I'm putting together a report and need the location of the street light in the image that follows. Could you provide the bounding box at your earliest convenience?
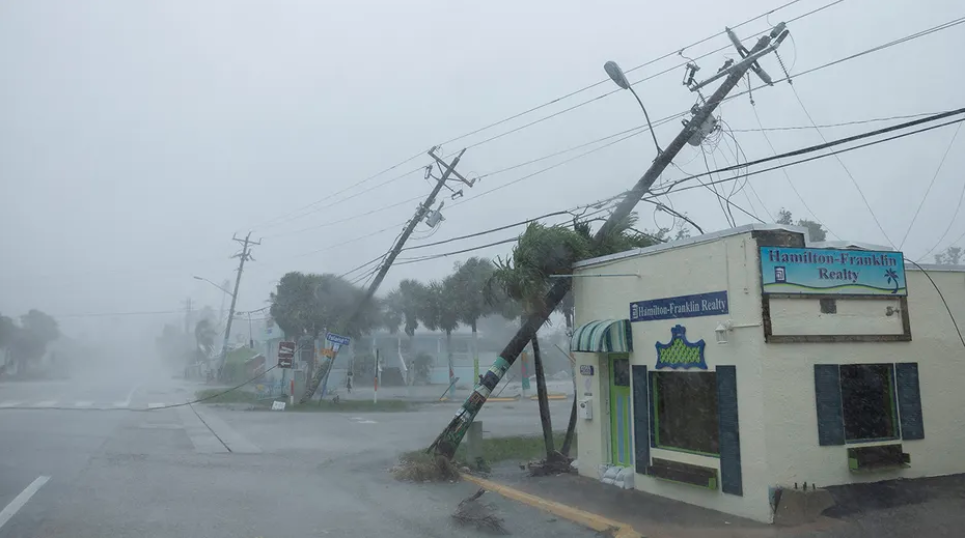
[604,60,663,155]
[193,275,234,297]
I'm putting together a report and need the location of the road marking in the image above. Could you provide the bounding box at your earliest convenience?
[122,385,140,408]
[462,474,640,538]
[74,401,93,408]
[147,402,166,409]
[350,417,378,424]
[34,401,57,408]
[0,475,50,531]
[191,406,261,453]
[0,401,23,408]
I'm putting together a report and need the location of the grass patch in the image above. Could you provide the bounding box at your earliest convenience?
[393,450,461,482]
[195,388,263,405]
[454,432,576,465]
[193,390,417,412]
[290,399,416,412]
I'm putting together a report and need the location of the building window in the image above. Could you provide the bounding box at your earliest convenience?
[840,364,898,442]
[651,372,719,456]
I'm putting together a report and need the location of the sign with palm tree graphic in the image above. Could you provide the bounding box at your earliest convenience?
[760,247,907,296]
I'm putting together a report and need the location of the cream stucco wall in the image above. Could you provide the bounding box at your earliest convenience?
[573,229,773,523]
[761,266,965,490]
[572,225,965,524]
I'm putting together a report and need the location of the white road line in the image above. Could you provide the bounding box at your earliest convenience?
[112,401,128,408]
[34,401,57,408]
[0,475,49,531]
[0,401,23,408]
[74,401,93,408]
[147,402,165,409]
[122,385,140,408]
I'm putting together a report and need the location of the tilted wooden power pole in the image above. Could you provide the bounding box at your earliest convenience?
[432,23,790,457]
[301,147,474,403]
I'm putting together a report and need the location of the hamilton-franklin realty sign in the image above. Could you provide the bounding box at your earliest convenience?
[630,291,728,322]
[760,247,906,296]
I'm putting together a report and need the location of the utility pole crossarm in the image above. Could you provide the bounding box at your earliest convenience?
[431,24,788,458]
[300,147,472,403]
[216,231,258,379]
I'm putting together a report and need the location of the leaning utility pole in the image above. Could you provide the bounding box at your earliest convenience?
[183,297,193,335]
[431,23,790,458]
[216,232,260,379]
[301,146,474,403]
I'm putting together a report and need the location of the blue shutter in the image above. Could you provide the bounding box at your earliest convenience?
[814,365,845,446]
[896,363,924,440]
[716,366,742,496]
[631,365,650,474]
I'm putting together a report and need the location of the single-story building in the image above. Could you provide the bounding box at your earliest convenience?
[570,224,965,523]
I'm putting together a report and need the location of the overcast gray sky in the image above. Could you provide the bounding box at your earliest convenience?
[2,0,964,339]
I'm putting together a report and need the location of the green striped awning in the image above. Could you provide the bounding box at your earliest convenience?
[570,319,633,353]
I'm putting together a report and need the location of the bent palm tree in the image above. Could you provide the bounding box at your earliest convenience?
[488,223,591,461]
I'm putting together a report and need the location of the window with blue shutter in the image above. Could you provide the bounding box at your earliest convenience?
[896,363,924,440]
[631,365,650,474]
[716,366,742,496]
[814,365,845,446]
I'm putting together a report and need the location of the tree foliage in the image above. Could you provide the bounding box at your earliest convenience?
[450,257,496,332]
[934,246,962,266]
[269,271,380,339]
[776,208,827,242]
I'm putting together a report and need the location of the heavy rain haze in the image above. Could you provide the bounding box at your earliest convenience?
[2,0,963,344]
[3,1,965,536]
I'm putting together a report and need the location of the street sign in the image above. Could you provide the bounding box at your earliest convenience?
[278,341,295,368]
[325,332,351,346]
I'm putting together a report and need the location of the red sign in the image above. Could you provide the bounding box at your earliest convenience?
[278,341,295,368]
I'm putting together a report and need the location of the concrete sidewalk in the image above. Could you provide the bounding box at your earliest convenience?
[481,465,965,537]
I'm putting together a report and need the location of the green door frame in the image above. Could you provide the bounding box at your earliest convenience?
[608,353,632,467]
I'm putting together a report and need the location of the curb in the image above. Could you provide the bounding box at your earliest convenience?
[462,474,640,538]
[439,395,521,403]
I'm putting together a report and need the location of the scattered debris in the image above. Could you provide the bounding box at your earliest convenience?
[392,451,461,482]
[451,488,507,535]
[527,451,574,477]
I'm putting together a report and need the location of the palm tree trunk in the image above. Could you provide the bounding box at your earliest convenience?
[531,335,555,459]
[561,314,578,457]
[471,321,479,385]
[446,330,454,398]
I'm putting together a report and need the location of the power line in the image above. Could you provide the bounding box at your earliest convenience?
[651,116,965,200]
[726,15,965,105]
[262,16,965,242]
[789,84,895,247]
[917,151,965,262]
[448,1,844,155]
[245,2,821,234]
[55,309,185,318]
[654,107,965,193]
[434,0,813,149]
[249,8,960,238]
[750,103,836,239]
[249,151,427,231]
[899,121,964,250]
[262,191,428,239]
[730,111,941,132]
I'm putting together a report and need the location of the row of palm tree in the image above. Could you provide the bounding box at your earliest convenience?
[272,212,669,460]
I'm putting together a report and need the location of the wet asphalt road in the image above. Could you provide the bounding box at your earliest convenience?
[0,372,589,537]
